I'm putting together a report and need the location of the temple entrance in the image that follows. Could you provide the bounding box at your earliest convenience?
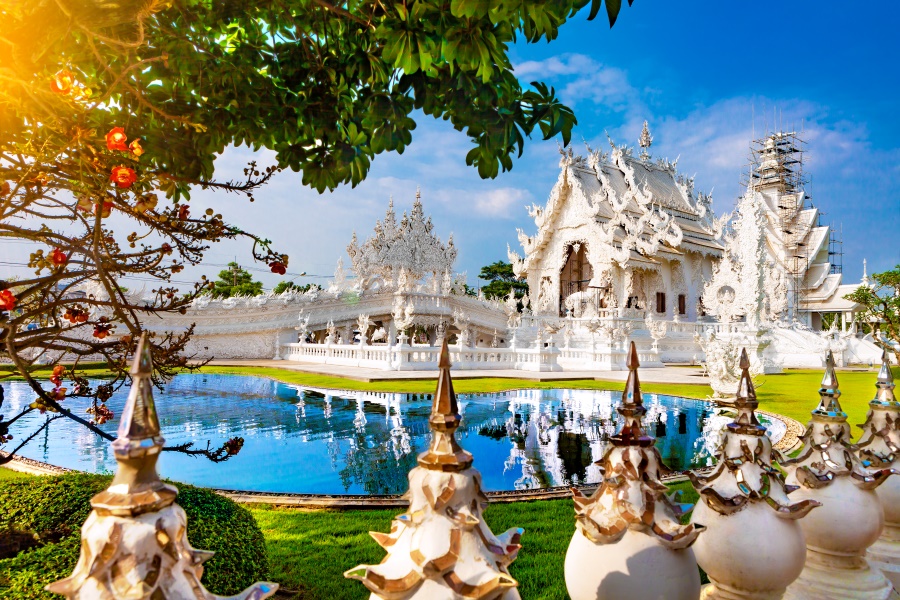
[559,243,593,316]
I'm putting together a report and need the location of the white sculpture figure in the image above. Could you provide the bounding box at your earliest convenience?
[296,312,310,342]
[564,342,703,600]
[782,351,894,600]
[855,350,900,586]
[47,333,277,600]
[325,319,337,344]
[392,299,415,342]
[356,314,371,344]
[689,349,820,599]
[371,327,388,344]
[697,329,763,399]
[328,257,348,294]
[345,340,523,599]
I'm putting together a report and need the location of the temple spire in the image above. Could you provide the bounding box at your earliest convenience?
[417,338,474,471]
[862,258,869,287]
[813,350,845,418]
[639,120,653,161]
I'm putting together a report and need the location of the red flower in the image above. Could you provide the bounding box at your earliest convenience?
[106,127,128,151]
[50,365,66,387]
[50,248,68,266]
[88,403,114,425]
[93,200,114,218]
[93,317,113,339]
[49,387,67,401]
[0,290,16,311]
[109,166,137,188]
[129,139,144,157]
[50,70,74,94]
[178,204,190,220]
[160,243,172,255]
[224,437,245,456]
[0,181,9,197]
[269,261,286,275]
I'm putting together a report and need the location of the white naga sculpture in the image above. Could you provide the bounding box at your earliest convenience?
[565,342,703,600]
[689,349,819,600]
[855,350,900,587]
[345,340,523,599]
[782,352,894,600]
[48,334,277,600]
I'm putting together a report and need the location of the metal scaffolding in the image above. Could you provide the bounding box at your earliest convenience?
[744,131,810,321]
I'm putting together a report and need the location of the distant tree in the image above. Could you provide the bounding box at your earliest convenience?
[273,281,322,295]
[208,263,264,298]
[479,261,529,301]
[845,265,900,364]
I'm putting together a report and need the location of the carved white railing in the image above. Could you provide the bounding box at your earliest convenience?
[282,342,562,372]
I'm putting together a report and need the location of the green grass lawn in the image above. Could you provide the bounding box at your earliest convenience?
[245,480,700,600]
[0,467,698,599]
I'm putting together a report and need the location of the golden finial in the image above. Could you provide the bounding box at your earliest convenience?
[91,332,177,516]
[611,342,653,447]
[729,348,766,435]
[417,338,474,471]
[813,350,845,418]
[873,349,898,406]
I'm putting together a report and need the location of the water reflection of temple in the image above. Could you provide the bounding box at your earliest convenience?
[12,374,784,494]
[291,385,720,492]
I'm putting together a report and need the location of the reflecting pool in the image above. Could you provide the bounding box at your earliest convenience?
[6,374,785,494]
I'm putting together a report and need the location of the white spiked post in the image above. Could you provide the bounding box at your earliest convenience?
[689,348,819,599]
[47,333,278,600]
[564,341,703,600]
[856,350,900,586]
[782,351,894,600]
[345,338,523,600]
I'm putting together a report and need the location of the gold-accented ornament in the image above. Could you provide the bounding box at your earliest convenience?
[47,333,278,600]
[564,341,703,600]
[782,351,894,600]
[344,338,523,600]
[689,348,819,599]
[856,350,900,587]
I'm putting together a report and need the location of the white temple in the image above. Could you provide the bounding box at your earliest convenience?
[147,125,884,380]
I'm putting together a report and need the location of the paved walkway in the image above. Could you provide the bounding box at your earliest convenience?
[207,359,711,385]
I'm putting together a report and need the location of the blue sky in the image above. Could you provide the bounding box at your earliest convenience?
[187,0,898,291]
[4,1,897,291]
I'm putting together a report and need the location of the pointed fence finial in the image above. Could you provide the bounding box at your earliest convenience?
[873,349,898,406]
[91,332,176,517]
[611,341,653,447]
[813,350,845,418]
[729,348,766,435]
[417,338,473,471]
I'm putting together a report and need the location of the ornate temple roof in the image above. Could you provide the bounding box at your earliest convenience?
[509,127,724,276]
[346,191,457,287]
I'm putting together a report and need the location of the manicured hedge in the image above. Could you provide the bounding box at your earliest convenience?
[0,473,270,599]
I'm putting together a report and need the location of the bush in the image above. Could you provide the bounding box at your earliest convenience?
[0,473,270,599]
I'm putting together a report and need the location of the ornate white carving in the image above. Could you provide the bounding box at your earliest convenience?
[347,195,456,290]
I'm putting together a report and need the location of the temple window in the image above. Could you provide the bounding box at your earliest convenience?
[678,294,687,315]
[655,292,666,314]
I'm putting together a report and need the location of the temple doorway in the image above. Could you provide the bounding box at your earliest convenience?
[559,243,593,316]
